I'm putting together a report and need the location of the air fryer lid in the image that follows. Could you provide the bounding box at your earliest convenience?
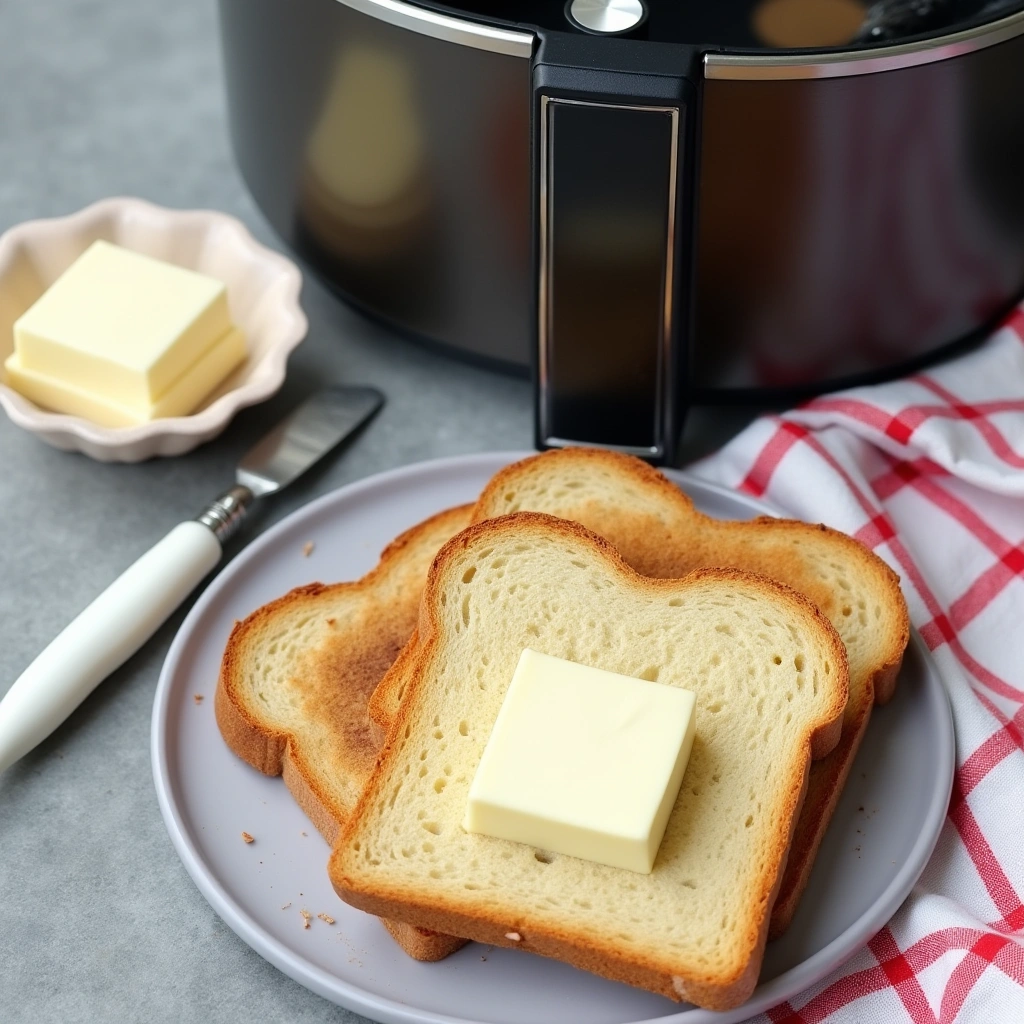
[428,0,1024,48]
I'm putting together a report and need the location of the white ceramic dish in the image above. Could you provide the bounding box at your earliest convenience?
[152,452,955,1024]
[0,197,307,461]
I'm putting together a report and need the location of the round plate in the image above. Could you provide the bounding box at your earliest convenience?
[152,451,954,1024]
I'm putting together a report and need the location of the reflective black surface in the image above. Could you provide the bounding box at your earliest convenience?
[693,32,1024,388]
[541,100,676,451]
[220,0,532,366]
[221,0,1024,400]
[857,0,1021,41]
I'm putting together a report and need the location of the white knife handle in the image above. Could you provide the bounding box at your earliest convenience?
[0,521,222,773]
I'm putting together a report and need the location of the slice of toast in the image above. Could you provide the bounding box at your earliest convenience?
[215,504,473,961]
[332,512,849,1010]
[367,447,909,937]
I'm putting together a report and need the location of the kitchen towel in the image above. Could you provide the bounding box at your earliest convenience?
[691,308,1024,1023]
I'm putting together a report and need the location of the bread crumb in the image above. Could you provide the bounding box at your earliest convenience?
[505,932,521,942]
[281,902,292,910]
[300,909,312,929]
[193,694,204,704]
[480,956,487,961]
[303,541,315,557]
[241,832,255,844]
[317,913,335,925]
[300,831,308,837]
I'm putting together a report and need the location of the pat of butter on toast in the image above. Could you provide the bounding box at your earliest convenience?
[465,648,697,874]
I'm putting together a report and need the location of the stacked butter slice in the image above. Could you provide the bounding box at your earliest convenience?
[5,240,245,426]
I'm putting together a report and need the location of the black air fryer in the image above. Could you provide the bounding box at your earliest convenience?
[218,0,1024,461]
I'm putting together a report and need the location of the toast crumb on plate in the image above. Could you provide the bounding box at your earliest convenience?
[300,909,312,929]
[193,694,204,704]
[240,831,254,844]
[318,913,336,925]
[303,541,314,557]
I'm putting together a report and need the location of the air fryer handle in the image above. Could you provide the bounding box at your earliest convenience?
[532,61,695,465]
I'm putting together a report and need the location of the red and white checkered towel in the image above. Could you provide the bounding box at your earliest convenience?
[691,309,1024,1024]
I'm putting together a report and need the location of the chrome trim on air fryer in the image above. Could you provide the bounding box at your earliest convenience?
[544,437,664,457]
[537,96,680,460]
[705,8,1024,79]
[332,0,534,57]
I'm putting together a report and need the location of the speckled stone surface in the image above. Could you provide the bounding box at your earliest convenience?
[0,3,757,1022]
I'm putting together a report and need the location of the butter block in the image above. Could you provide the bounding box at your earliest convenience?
[4,326,245,428]
[9,240,240,419]
[464,648,696,874]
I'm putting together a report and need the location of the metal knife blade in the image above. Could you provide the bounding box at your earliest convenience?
[237,385,384,497]
[195,385,385,543]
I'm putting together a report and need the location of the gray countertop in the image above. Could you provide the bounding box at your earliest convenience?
[0,3,757,1021]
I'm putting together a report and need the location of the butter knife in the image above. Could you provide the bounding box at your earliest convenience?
[0,385,383,774]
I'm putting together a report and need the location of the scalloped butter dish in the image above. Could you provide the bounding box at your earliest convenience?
[6,240,247,428]
[0,198,307,462]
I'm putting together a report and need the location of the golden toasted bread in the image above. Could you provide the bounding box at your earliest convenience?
[333,513,850,1010]
[215,505,473,960]
[368,448,909,936]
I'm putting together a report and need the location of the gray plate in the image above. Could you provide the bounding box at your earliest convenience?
[151,451,954,1024]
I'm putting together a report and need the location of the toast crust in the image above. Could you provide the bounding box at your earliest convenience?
[217,446,907,974]
[215,504,474,960]
[333,513,850,1010]
[367,449,909,935]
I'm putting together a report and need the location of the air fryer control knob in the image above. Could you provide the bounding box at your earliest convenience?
[566,0,647,35]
